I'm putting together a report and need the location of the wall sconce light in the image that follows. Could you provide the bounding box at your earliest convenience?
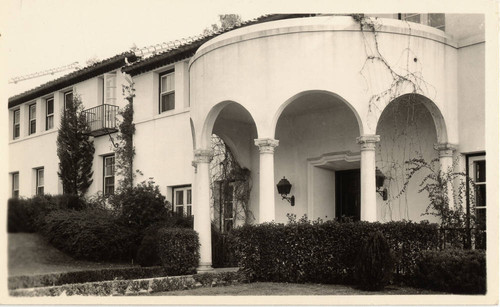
[277,176,295,206]
[376,168,388,201]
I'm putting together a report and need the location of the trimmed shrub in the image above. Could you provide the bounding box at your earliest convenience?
[40,209,138,262]
[229,220,439,284]
[113,181,170,230]
[157,228,199,275]
[355,231,394,291]
[413,249,486,294]
[8,198,35,233]
[136,216,194,267]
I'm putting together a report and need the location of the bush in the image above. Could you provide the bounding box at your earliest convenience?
[229,220,439,284]
[355,231,394,291]
[413,249,486,294]
[7,194,89,233]
[40,209,138,262]
[113,181,170,230]
[157,228,199,275]
[136,216,194,267]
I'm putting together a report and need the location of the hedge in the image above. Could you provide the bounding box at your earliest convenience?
[228,220,439,284]
[7,194,85,233]
[157,228,200,276]
[8,266,169,290]
[40,209,138,262]
[413,249,486,294]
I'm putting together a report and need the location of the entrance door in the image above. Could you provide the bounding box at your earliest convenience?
[335,169,361,221]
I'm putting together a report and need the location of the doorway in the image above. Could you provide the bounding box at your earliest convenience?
[335,169,360,221]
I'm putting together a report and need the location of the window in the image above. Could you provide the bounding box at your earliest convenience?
[401,13,421,23]
[399,13,445,31]
[46,98,54,130]
[36,168,44,195]
[173,186,192,216]
[12,172,19,198]
[64,91,73,110]
[29,103,36,135]
[159,70,175,113]
[468,154,486,249]
[13,109,20,139]
[215,181,236,233]
[103,155,115,195]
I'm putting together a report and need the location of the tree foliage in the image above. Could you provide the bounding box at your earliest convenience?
[57,95,95,196]
[203,14,242,35]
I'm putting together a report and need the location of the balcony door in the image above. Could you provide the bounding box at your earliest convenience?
[335,169,361,221]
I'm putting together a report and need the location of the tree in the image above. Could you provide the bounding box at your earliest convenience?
[203,14,242,35]
[57,95,95,196]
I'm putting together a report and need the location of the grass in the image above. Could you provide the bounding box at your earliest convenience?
[8,233,137,277]
[151,282,444,296]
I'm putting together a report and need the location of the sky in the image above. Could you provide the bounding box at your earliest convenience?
[0,0,495,97]
[2,0,268,96]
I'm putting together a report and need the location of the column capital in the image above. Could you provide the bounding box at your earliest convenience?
[254,138,279,154]
[193,149,214,164]
[433,143,457,158]
[357,135,380,151]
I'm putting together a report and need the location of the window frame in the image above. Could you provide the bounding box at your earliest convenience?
[159,70,175,113]
[64,90,73,110]
[172,185,192,217]
[103,154,115,196]
[29,103,36,135]
[46,97,54,130]
[12,172,19,198]
[36,168,44,195]
[13,109,20,139]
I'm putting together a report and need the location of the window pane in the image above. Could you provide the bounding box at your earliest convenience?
[476,208,486,230]
[13,173,19,190]
[161,93,175,112]
[38,169,44,186]
[47,99,54,115]
[224,220,233,233]
[475,184,486,207]
[187,205,192,216]
[30,104,36,119]
[167,74,175,92]
[14,124,20,139]
[14,110,20,124]
[428,13,445,29]
[30,121,36,134]
[187,189,192,204]
[475,160,486,182]
[37,187,44,195]
[65,92,73,109]
[176,190,184,205]
[46,116,54,130]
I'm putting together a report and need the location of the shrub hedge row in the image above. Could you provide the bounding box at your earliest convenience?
[413,249,486,294]
[8,266,169,290]
[7,195,85,233]
[157,228,200,276]
[228,220,439,284]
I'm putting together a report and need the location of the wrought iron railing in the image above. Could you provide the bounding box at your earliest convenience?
[83,104,118,136]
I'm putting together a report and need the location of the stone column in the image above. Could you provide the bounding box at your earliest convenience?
[357,135,380,222]
[254,138,279,223]
[192,149,214,272]
[434,143,457,209]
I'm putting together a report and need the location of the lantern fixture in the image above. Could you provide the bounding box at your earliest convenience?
[276,176,295,206]
[375,168,388,201]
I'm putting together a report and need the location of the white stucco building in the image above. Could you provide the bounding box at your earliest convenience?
[8,14,487,270]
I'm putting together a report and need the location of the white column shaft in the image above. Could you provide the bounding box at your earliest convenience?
[254,138,279,223]
[357,135,379,222]
[193,149,213,272]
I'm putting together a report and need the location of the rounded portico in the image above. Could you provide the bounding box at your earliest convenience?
[188,15,459,270]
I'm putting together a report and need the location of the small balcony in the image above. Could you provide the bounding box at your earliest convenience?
[83,104,119,137]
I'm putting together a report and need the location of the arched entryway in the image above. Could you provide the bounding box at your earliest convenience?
[273,91,363,222]
[193,101,258,271]
[375,93,450,222]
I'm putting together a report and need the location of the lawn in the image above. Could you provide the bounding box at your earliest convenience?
[151,282,443,296]
[8,233,137,277]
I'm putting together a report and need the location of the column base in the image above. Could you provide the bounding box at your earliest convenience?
[196,263,215,274]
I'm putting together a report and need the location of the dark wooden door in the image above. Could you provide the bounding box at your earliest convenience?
[335,169,361,221]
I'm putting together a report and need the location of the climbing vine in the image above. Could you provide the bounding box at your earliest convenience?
[210,134,253,232]
[115,81,137,191]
